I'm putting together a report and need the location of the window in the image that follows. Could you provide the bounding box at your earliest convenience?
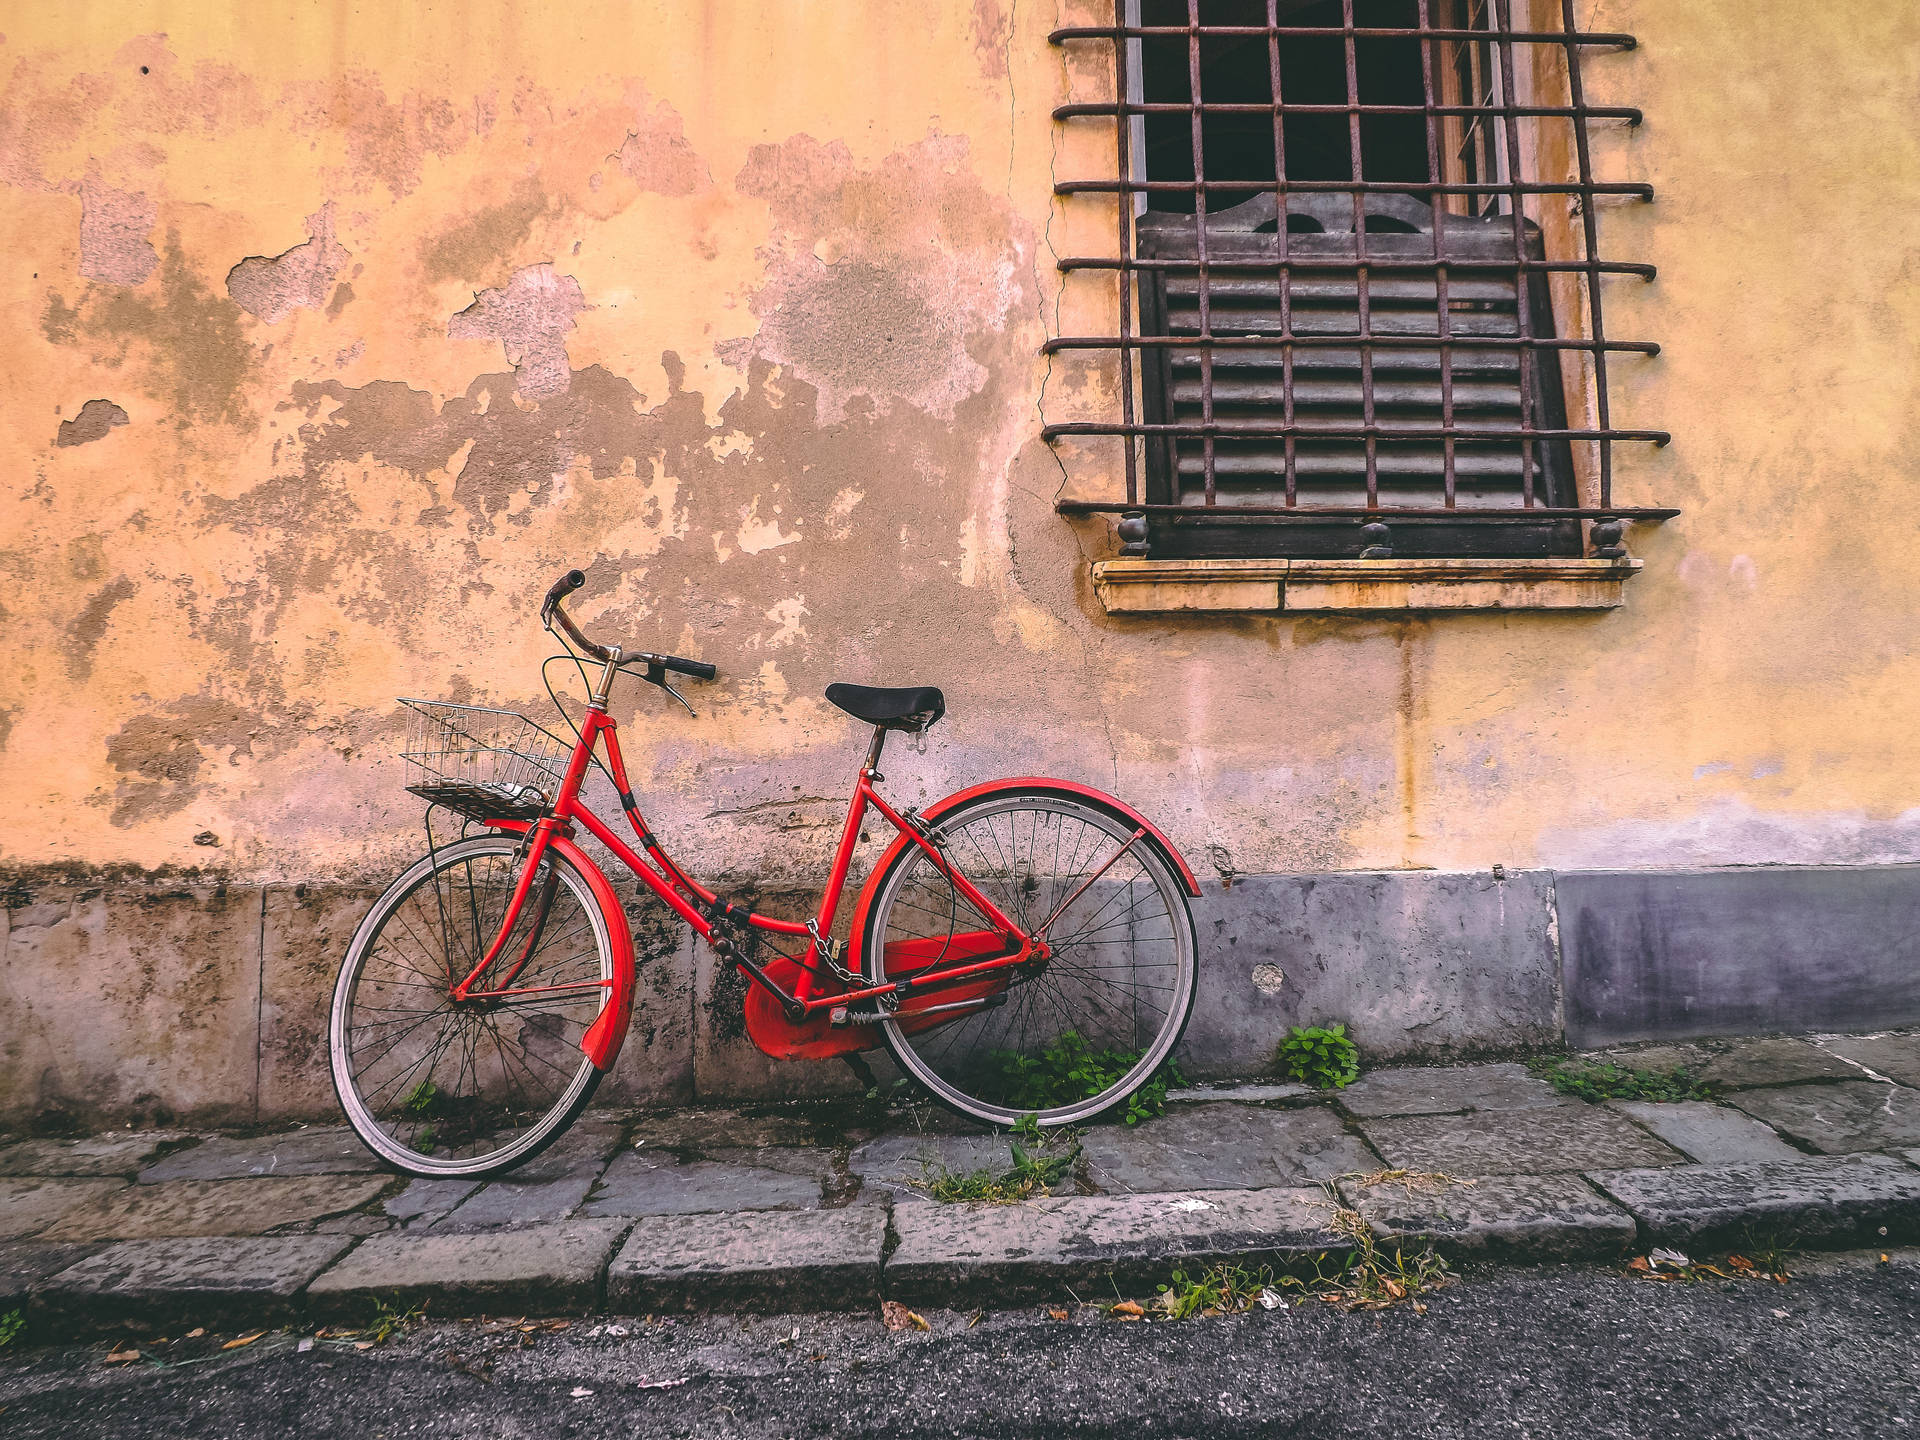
[1048,0,1672,566]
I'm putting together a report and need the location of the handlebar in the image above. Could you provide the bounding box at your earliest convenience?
[541,568,718,681]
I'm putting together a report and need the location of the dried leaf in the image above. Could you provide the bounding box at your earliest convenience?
[221,1332,266,1351]
[1726,1254,1754,1271]
[1047,1307,1070,1322]
[1382,1278,1406,1300]
[104,1350,141,1364]
[881,1301,928,1332]
[1625,1256,1651,1273]
[353,1341,375,1351]
[185,1328,206,1339]
[1110,1300,1146,1318]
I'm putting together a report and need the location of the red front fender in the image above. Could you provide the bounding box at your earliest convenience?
[846,778,1201,978]
[488,821,636,1071]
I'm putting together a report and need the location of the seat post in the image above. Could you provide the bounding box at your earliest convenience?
[863,726,887,777]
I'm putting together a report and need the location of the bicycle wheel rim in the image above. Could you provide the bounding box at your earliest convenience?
[330,835,612,1178]
[867,794,1196,1127]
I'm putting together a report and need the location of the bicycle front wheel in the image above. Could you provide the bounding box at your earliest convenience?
[863,790,1197,1128]
[329,834,613,1178]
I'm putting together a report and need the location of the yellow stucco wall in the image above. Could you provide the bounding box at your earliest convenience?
[2,0,1918,895]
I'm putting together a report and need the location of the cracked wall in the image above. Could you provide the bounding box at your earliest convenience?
[1,4,1918,920]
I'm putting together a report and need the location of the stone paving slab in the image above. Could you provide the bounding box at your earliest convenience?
[474,1118,625,1182]
[584,1150,822,1217]
[0,1133,187,1178]
[29,1235,353,1337]
[0,1243,102,1305]
[1726,1081,1920,1155]
[629,1108,859,1152]
[306,1218,631,1319]
[0,1179,129,1240]
[1336,1174,1636,1261]
[1336,1063,1565,1119]
[695,1145,839,1181]
[1165,1083,1310,1104]
[429,1174,600,1232]
[39,1176,389,1241]
[1822,1033,1920,1088]
[1358,1105,1687,1176]
[1587,1153,1920,1250]
[137,1127,383,1182]
[1696,1038,1862,1091]
[1080,1104,1377,1194]
[608,1208,886,1313]
[384,1178,481,1225]
[847,1133,1017,1203]
[1610,1101,1803,1165]
[885,1187,1344,1305]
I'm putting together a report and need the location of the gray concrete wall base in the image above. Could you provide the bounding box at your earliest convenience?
[1177,870,1561,1078]
[6,863,1920,1126]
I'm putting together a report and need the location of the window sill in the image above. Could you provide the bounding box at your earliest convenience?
[1091,557,1643,615]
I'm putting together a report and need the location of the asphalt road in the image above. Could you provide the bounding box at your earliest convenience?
[2,1252,1914,1439]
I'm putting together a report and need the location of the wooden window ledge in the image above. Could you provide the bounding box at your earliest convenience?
[1091,557,1643,615]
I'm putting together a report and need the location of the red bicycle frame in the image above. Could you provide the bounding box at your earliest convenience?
[447,699,1050,1061]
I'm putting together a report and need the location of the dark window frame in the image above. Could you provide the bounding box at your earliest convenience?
[1046,0,1675,561]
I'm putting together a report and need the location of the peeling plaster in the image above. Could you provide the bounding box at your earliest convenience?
[226,203,350,324]
[76,164,158,285]
[615,102,711,195]
[447,263,590,401]
[54,399,130,447]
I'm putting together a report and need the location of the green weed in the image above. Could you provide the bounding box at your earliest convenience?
[990,1032,1186,1125]
[0,1308,24,1348]
[1528,1058,1712,1103]
[366,1298,427,1344]
[1152,1264,1281,1319]
[1277,1024,1361,1090]
[912,1128,1082,1204]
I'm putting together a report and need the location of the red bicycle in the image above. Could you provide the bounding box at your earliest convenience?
[330,568,1200,1177]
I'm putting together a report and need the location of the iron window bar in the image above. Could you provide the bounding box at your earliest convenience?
[1046,0,1672,563]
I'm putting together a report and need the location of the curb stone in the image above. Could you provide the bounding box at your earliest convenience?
[1585,1153,1920,1251]
[607,1208,887,1313]
[28,1235,354,1339]
[305,1218,633,1320]
[884,1188,1344,1307]
[1335,1174,1636,1261]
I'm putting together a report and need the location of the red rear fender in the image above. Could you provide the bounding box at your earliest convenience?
[847,779,1199,976]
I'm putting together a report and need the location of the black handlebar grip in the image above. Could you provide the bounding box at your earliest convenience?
[544,569,586,608]
[662,655,718,681]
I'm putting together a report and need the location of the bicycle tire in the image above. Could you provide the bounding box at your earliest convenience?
[329,833,613,1179]
[862,789,1197,1128]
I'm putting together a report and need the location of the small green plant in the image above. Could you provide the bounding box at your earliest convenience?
[366,1297,427,1344]
[912,1129,1082,1204]
[1277,1024,1360,1090]
[0,1308,24,1348]
[400,1080,444,1117]
[990,1032,1186,1125]
[1528,1057,1712,1104]
[1154,1263,1279,1320]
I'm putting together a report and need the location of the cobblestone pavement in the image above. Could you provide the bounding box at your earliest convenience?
[4,1030,1920,1335]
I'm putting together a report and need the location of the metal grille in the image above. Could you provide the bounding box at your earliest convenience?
[1046,0,1675,560]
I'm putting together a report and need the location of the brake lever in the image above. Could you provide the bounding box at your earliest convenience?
[644,661,697,718]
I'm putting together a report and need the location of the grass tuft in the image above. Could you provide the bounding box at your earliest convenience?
[1528,1057,1714,1103]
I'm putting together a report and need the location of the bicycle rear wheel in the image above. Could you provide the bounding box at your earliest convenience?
[862,790,1197,1127]
[329,834,613,1178]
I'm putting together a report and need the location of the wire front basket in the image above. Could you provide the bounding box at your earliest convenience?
[398,699,571,823]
